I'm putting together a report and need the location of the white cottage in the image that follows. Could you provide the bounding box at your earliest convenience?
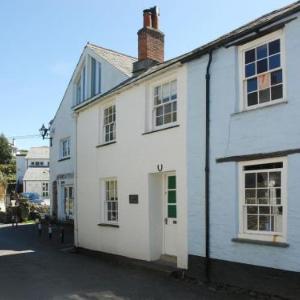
[49,42,136,221]
[23,147,49,199]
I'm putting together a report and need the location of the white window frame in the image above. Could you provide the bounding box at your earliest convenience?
[60,137,70,159]
[152,79,178,130]
[238,157,287,243]
[239,30,286,111]
[102,104,116,144]
[42,182,49,197]
[101,178,118,225]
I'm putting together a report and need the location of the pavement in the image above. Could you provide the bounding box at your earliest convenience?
[0,223,262,300]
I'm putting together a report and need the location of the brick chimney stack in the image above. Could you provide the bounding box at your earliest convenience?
[133,6,164,75]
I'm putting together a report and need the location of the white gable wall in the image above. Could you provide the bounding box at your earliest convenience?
[50,48,132,221]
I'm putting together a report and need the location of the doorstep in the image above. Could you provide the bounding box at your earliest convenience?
[75,247,180,275]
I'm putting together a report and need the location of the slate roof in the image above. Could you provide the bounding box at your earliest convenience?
[74,0,300,112]
[23,168,49,181]
[87,43,137,77]
[26,147,49,160]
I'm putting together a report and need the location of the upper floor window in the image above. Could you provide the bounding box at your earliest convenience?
[153,80,177,127]
[91,57,101,97]
[60,138,70,159]
[241,32,284,110]
[76,66,86,104]
[103,105,116,143]
[239,158,287,242]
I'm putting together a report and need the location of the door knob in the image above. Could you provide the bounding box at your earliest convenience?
[164,217,168,224]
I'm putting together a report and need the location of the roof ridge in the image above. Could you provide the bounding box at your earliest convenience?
[87,42,137,60]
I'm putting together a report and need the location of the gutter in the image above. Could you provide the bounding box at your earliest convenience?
[205,50,213,283]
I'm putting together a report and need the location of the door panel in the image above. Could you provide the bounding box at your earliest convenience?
[164,174,177,256]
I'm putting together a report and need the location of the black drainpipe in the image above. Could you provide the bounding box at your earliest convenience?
[205,50,213,283]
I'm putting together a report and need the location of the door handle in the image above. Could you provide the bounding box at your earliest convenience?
[164,217,168,224]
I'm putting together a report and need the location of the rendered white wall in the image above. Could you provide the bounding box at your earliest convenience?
[76,66,189,268]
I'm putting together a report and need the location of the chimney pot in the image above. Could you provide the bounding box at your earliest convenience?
[143,11,152,28]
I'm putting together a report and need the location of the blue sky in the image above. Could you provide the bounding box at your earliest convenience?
[0,0,294,149]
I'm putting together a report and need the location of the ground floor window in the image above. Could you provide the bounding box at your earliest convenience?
[42,182,49,197]
[64,186,73,217]
[239,158,286,240]
[104,179,118,223]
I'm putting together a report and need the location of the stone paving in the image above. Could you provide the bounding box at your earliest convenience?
[0,223,272,300]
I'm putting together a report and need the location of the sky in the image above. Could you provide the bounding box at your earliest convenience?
[0,0,295,150]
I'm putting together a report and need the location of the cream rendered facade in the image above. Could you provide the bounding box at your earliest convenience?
[76,65,189,268]
[50,44,135,221]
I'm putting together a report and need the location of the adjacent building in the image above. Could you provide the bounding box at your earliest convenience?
[23,147,49,199]
[49,42,136,221]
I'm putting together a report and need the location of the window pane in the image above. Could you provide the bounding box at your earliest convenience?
[269,172,281,187]
[162,83,170,102]
[245,49,255,64]
[245,173,256,188]
[257,189,269,204]
[172,112,177,122]
[168,205,177,218]
[245,63,255,78]
[271,70,282,85]
[259,215,271,231]
[164,103,172,114]
[257,172,268,187]
[156,116,163,126]
[247,92,258,106]
[247,215,258,230]
[247,206,258,214]
[257,59,268,74]
[269,54,280,70]
[172,102,177,111]
[170,80,177,100]
[258,73,270,90]
[168,176,176,189]
[168,191,176,203]
[245,189,256,204]
[259,88,270,103]
[156,106,163,116]
[257,44,268,59]
[269,39,280,55]
[259,206,270,214]
[164,114,172,124]
[271,85,283,100]
[247,78,257,93]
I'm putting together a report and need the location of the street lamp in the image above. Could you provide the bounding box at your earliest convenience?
[39,124,52,146]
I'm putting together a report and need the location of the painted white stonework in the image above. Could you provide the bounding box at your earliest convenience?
[76,66,189,269]
[23,147,49,198]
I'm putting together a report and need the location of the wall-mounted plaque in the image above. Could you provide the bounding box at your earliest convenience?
[129,194,139,204]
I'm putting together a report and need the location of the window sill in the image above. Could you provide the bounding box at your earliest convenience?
[232,238,289,248]
[58,157,71,162]
[97,223,119,228]
[142,124,180,135]
[96,141,117,148]
[231,100,288,116]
